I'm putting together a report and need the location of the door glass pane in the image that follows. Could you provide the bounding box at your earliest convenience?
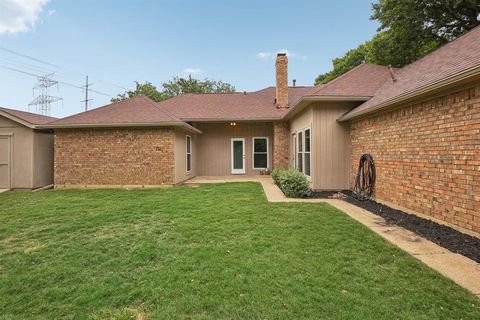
[233,140,243,170]
[254,138,267,153]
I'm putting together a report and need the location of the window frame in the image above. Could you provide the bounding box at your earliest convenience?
[296,130,303,172]
[303,127,311,180]
[252,137,269,170]
[186,135,192,172]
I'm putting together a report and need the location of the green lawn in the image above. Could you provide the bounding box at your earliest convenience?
[0,183,478,319]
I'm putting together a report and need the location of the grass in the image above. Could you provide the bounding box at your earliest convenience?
[0,183,478,319]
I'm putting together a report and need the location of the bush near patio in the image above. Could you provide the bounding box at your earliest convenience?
[0,183,479,319]
[272,167,310,198]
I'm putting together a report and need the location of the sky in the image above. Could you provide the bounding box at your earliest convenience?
[0,0,380,118]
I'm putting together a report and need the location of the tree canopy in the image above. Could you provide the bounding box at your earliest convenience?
[112,77,236,103]
[315,0,480,85]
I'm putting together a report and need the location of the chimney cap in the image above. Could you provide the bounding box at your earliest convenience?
[277,52,287,57]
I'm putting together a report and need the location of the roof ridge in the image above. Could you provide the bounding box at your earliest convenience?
[48,95,156,124]
[0,106,58,124]
[399,25,480,71]
[149,97,182,120]
[365,27,480,103]
[313,63,388,94]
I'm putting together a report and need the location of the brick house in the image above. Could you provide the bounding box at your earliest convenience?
[39,27,480,233]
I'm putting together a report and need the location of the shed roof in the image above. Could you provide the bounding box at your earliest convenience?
[0,107,57,128]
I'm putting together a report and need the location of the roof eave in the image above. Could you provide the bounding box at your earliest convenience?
[339,64,480,122]
[182,117,283,122]
[283,95,371,120]
[0,110,35,128]
[38,121,203,134]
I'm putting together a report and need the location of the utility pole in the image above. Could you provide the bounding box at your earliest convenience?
[81,75,93,111]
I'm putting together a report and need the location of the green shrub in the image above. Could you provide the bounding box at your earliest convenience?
[271,168,282,184]
[272,167,310,198]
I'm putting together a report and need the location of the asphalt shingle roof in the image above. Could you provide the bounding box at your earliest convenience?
[0,107,57,125]
[343,26,480,119]
[157,86,313,121]
[307,63,396,97]
[47,95,182,126]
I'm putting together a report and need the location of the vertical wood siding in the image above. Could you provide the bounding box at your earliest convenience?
[312,102,353,190]
[193,122,273,176]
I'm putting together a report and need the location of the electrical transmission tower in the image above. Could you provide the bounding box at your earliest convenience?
[28,73,62,115]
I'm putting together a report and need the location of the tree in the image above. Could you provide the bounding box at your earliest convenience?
[372,0,480,42]
[314,0,480,85]
[112,77,235,103]
[315,43,370,84]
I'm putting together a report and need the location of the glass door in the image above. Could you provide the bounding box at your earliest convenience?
[231,138,245,174]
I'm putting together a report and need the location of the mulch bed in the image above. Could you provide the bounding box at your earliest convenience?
[308,191,480,263]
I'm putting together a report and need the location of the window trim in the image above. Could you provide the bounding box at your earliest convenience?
[296,130,303,172]
[303,127,311,180]
[252,137,269,170]
[186,135,192,173]
[291,133,296,167]
[294,127,311,180]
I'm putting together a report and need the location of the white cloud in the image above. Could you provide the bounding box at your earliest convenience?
[47,9,55,16]
[183,68,202,76]
[277,49,296,58]
[256,52,271,60]
[256,49,303,61]
[0,0,49,34]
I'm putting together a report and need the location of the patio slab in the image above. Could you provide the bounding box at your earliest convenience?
[184,176,480,296]
[0,189,9,193]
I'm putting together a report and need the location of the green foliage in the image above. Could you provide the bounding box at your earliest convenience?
[0,184,479,318]
[315,43,369,85]
[112,77,235,103]
[314,0,480,85]
[272,167,310,198]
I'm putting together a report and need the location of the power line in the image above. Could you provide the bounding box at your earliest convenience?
[0,46,129,91]
[0,47,61,69]
[1,65,113,97]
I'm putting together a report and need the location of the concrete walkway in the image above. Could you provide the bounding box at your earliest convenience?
[0,189,9,194]
[185,176,480,297]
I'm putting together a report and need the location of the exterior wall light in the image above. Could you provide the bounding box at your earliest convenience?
[230,122,237,126]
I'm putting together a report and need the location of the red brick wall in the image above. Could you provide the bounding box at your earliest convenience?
[54,128,175,186]
[350,84,480,234]
[273,121,290,169]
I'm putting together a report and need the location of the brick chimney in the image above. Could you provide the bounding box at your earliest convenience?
[275,53,288,108]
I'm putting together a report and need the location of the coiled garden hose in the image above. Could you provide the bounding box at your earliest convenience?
[352,154,376,201]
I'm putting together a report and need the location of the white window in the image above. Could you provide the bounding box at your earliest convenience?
[186,135,192,172]
[252,137,269,169]
[304,128,311,177]
[291,133,297,166]
[295,128,311,178]
[297,131,303,172]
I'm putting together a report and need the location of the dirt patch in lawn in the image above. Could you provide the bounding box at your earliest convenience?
[308,191,480,263]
